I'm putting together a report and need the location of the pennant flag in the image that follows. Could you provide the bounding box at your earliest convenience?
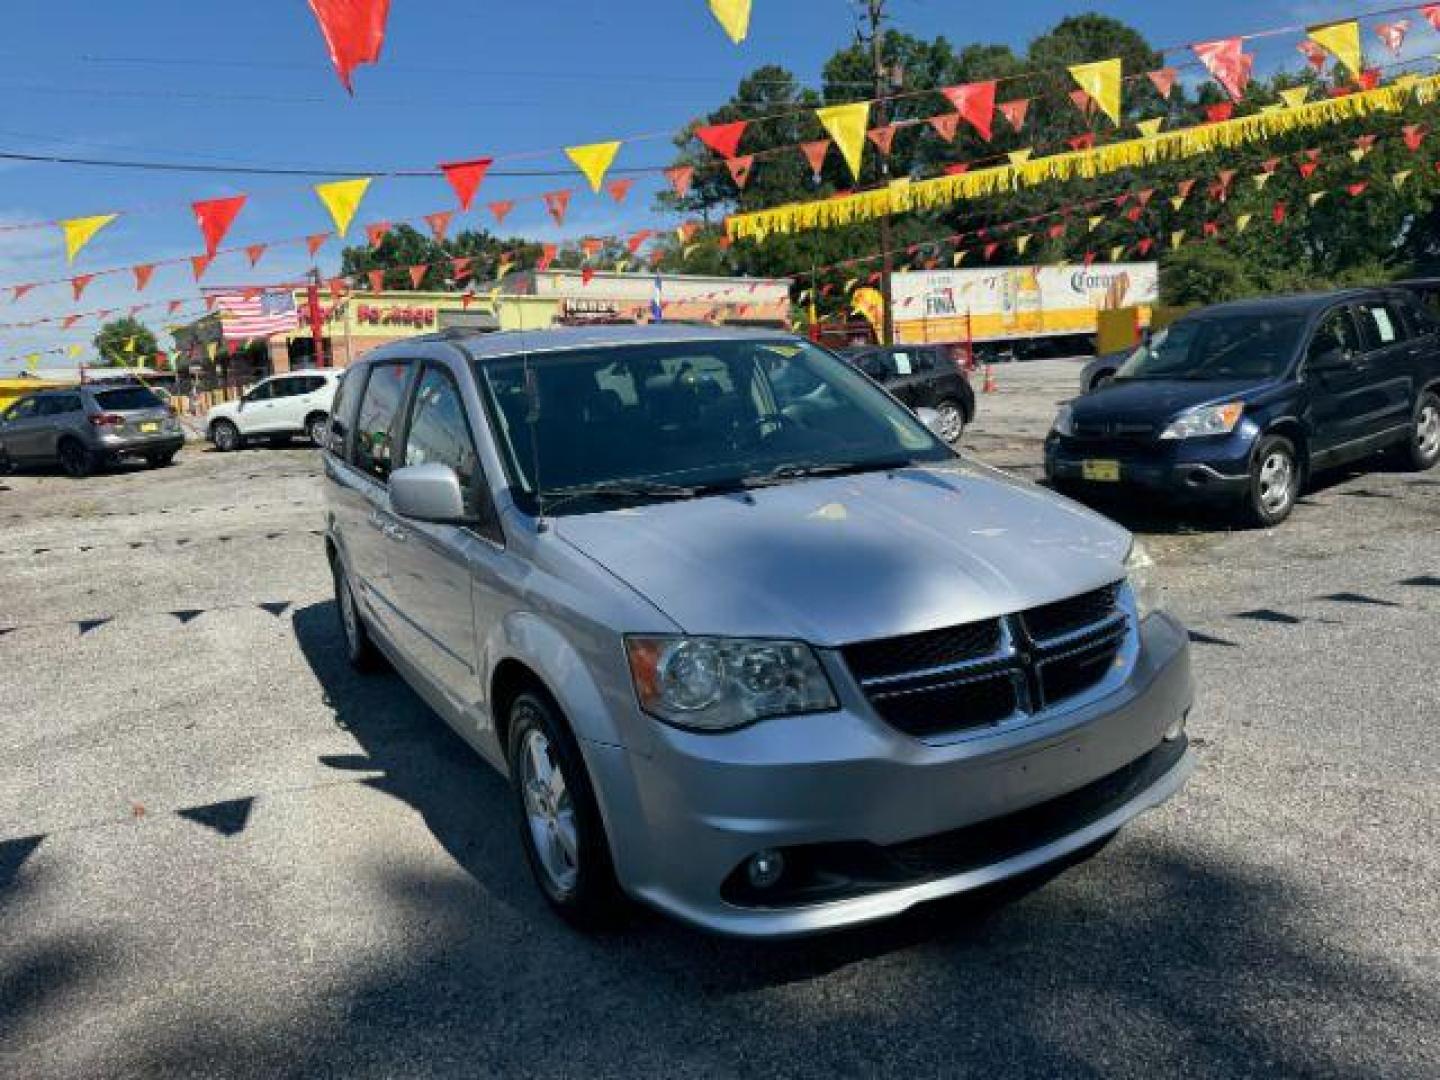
[998,99,1030,133]
[695,120,748,159]
[68,343,84,358]
[1069,59,1123,125]
[708,0,751,44]
[924,113,958,144]
[395,265,422,290]
[206,341,220,362]
[942,81,997,141]
[1347,182,1369,198]
[537,244,558,271]
[168,300,183,315]
[327,277,349,299]
[866,125,897,157]
[607,177,635,203]
[246,243,268,267]
[1299,160,1319,179]
[1375,21,1409,57]
[1068,133,1096,152]
[1008,148,1033,166]
[365,221,392,249]
[424,211,453,242]
[1148,68,1178,99]
[1170,196,1186,212]
[71,274,94,301]
[664,165,695,198]
[580,237,604,259]
[800,139,830,178]
[192,195,246,256]
[1136,117,1163,139]
[1205,102,1235,124]
[1202,220,1220,238]
[1404,124,1428,151]
[191,254,214,281]
[1171,230,1186,250]
[438,158,492,210]
[542,189,572,226]
[450,256,473,280]
[1356,69,1381,92]
[565,140,622,193]
[306,233,330,257]
[1280,87,1310,109]
[1309,21,1363,77]
[1014,234,1031,255]
[1068,89,1095,117]
[1297,41,1329,72]
[951,251,967,267]
[725,155,755,188]
[313,178,371,237]
[1236,213,1254,233]
[1088,215,1104,232]
[1425,5,1440,32]
[133,264,156,291]
[63,314,80,329]
[488,200,515,225]
[676,220,700,243]
[626,228,654,255]
[307,0,390,92]
[1193,38,1253,101]
[123,335,136,354]
[10,283,33,302]
[1394,169,1414,190]
[1309,191,1327,207]
[61,214,118,264]
[1110,245,1126,263]
[816,101,871,181]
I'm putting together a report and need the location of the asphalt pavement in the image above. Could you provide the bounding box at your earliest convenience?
[1,370,1437,1079]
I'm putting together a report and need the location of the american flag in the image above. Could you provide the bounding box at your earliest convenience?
[215,290,299,340]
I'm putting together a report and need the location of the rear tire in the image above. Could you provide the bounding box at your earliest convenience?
[1241,435,1298,528]
[57,437,94,478]
[333,560,381,673]
[1402,392,1440,471]
[507,690,626,931]
[211,420,242,453]
[306,413,330,448]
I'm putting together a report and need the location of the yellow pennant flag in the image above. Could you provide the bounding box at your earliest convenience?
[952,251,967,267]
[1069,59,1123,126]
[1349,148,1367,163]
[1014,234,1032,254]
[1394,170,1413,189]
[26,352,40,371]
[60,213,118,264]
[1088,215,1104,232]
[313,178,372,238]
[708,0,751,45]
[565,140,622,193]
[1309,21,1363,78]
[124,336,136,353]
[206,342,219,362]
[1280,87,1310,109]
[67,343,84,358]
[1254,172,1272,191]
[1171,230,1186,250]
[1235,213,1253,233]
[1309,191,1328,207]
[1135,117,1163,139]
[843,277,858,293]
[1008,148,1033,166]
[815,102,871,182]
[1110,245,1125,263]
[1170,196,1186,211]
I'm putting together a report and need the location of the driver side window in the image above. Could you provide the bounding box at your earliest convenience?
[246,380,276,402]
[1306,310,1361,369]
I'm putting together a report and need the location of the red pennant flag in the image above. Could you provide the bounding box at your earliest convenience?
[10,284,33,302]
[1404,124,1428,152]
[450,256,473,280]
[581,267,596,286]
[1115,193,1132,208]
[925,113,958,143]
[998,99,1030,133]
[307,0,390,92]
[246,243,268,267]
[1047,222,1065,240]
[306,233,329,257]
[1125,206,1144,223]
[191,254,213,282]
[438,158,493,210]
[133,263,156,291]
[1356,69,1381,92]
[983,242,999,261]
[367,269,385,293]
[606,177,635,203]
[1262,157,1281,174]
[1297,40,1329,72]
[1068,133,1096,152]
[1355,135,1377,153]
[664,165,695,198]
[1148,68,1178,99]
[1299,161,1319,179]
[1193,38,1253,101]
[424,211,453,242]
[726,155,755,188]
[242,286,260,301]
[168,300,183,315]
[942,81,997,142]
[1083,251,1097,267]
[1203,221,1220,238]
[800,139,831,176]
[1137,238,1155,256]
[1376,21,1409,57]
[488,200,515,225]
[1137,189,1156,207]
[866,125,897,157]
[1425,5,1440,32]
[677,221,700,243]
[537,244,557,271]
[1177,179,1197,199]
[63,314,80,329]
[1205,102,1235,124]
[580,237,603,258]
[365,221,391,249]
[1069,89,1095,117]
[695,120,748,159]
[944,163,971,176]
[407,265,427,289]
[192,195,246,257]
[1348,182,1369,197]
[542,189,572,226]
[327,277,349,298]
[1273,202,1288,224]
[72,274,94,300]
[204,295,219,311]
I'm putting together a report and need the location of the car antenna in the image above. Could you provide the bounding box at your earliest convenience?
[521,338,549,531]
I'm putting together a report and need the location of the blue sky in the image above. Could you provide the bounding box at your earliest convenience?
[0,0,1376,369]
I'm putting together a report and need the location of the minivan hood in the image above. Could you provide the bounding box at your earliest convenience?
[1074,378,1268,426]
[554,462,1130,645]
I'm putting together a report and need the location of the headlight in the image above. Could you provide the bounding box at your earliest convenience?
[1052,403,1075,436]
[625,636,838,731]
[1125,541,1163,620]
[1158,401,1244,440]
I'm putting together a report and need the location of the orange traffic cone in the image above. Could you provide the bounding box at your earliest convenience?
[982,363,997,394]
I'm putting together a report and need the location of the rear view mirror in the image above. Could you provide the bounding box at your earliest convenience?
[390,463,473,524]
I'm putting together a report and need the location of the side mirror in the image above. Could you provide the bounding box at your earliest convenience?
[1309,349,1351,373]
[915,406,945,438]
[390,462,473,524]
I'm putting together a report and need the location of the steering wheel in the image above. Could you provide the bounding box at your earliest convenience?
[735,412,800,443]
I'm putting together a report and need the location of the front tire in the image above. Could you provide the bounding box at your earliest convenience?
[1242,435,1299,528]
[333,560,381,672]
[1403,392,1440,471]
[307,413,330,448]
[934,397,967,443]
[211,420,242,453]
[507,690,625,930]
[57,437,94,478]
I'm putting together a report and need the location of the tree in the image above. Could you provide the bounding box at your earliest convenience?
[340,222,545,290]
[93,317,157,367]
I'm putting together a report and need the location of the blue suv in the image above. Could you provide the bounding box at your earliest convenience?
[1045,289,1440,526]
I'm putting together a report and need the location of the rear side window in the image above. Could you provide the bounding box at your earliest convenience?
[5,397,40,420]
[94,387,163,411]
[39,394,83,416]
[328,371,356,452]
[352,362,411,481]
[402,366,481,517]
[913,349,937,373]
[1354,302,1407,349]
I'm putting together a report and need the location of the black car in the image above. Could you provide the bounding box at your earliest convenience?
[841,344,975,443]
[1045,289,1440,527]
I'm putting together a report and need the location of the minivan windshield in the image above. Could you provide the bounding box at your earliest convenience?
[474,339,952,513]
[1115,313,1306,381]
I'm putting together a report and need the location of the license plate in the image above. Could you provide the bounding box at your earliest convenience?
[139,422,160,433]
[1082,459,1121,482]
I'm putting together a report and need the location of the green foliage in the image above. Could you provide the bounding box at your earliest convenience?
[340,222,545,289]
[93,316,157,366]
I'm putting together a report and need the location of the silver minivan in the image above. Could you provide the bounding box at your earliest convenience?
[323,326,1194,937]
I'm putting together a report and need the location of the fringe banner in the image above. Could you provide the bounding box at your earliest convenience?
[728,74,1440,243]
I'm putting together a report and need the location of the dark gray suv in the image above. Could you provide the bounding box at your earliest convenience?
[0,384,183,476]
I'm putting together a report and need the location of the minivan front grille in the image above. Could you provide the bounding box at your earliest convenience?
[841,583,1128,740]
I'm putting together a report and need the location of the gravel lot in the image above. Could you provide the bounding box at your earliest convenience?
[2,361,1437,1079]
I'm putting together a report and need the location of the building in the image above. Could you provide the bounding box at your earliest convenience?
[502,270,792,328]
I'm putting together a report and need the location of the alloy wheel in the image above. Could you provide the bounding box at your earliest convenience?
[59,441,89,477]
[1258,450,1295,515]
[214,423,238,452]
[936,401,965,443]
[1416,403,1440,460]
[519,727,579,896]
[309,417,329,447]
[339,572,360,656]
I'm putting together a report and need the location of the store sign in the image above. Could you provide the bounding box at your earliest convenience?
[562,298,622,319]
[357,304,437,328]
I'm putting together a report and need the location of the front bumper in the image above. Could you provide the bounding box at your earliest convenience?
[1045,431,1253,501]
[584,611,1195,937]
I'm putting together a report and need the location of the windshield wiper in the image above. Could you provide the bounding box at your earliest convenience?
[540,479,701,514]
[748,457,915,487]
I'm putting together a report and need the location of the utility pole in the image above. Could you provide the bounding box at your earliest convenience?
[306,266,329,368]
[861,0,896,345]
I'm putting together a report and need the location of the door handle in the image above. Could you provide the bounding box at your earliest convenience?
[382,522,408,543]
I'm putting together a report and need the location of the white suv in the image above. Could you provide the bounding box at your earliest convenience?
[206,370,343,451]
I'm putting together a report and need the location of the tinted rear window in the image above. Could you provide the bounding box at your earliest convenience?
[94,387,163,411]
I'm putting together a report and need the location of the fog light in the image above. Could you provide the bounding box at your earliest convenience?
[1164,712,1188,742]
[746,850,786,890]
